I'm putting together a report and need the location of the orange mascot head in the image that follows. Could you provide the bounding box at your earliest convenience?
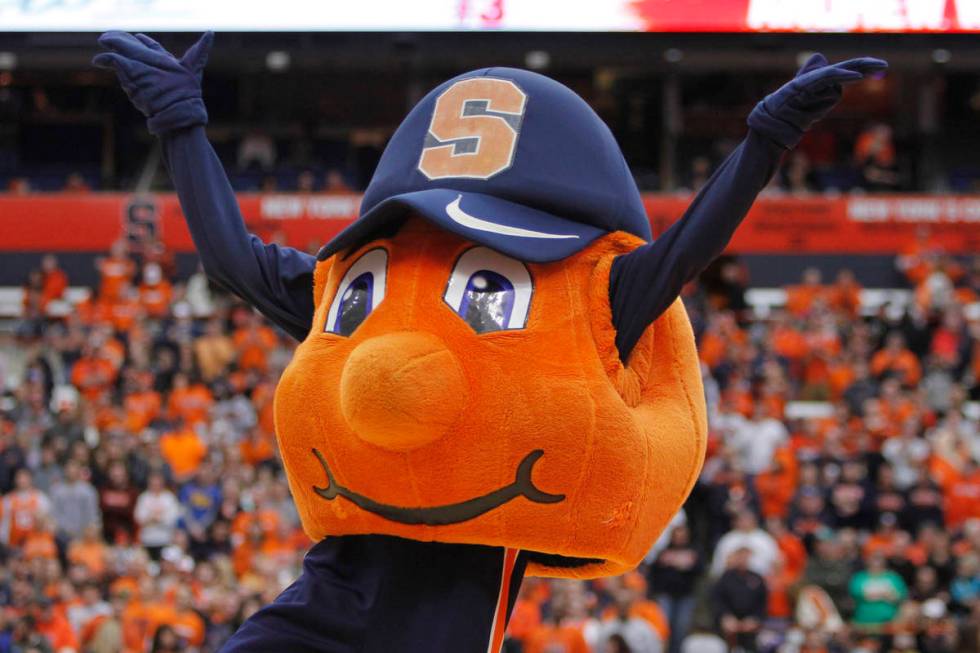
[275,68,707,578]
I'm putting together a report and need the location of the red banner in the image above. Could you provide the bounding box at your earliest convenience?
[632,0,976,33]
[1,193,978,255]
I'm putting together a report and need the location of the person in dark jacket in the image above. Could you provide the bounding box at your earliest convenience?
[712,546,768,653]
[800,531,855,616]
[647,525,703,653]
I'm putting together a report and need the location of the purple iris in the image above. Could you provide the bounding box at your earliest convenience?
[330,272,374,336]
[456,270,514,333]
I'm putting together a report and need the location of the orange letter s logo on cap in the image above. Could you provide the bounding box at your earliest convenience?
[418,78,526,181]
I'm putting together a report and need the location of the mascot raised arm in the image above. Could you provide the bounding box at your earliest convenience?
[94,31,885,653]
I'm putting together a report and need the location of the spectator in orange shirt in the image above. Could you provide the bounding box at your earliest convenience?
[854,122,899,192]
[240,427,276,467]
[766,517,807,582]
[32,596,81,653]
[168,586,206,647]
[870,332,922,387]
[167,373,214,427]
[232,521,267,578]
[785,268,826,318]
[863,512,903,560]
[506,580,543,647]
[194,318,237,382]
[233,312,279,373]
[159,418,208,482]
[101,285,144,333]
[138,262,173,318]
[699,311,747,370]
[771,313,808,364]
[941,457,980,529]
[878,378,916,435]
[70,343,119,402]
[96,239,136,301]
[897,226,939,285]
[756,448,798,520]
[1,468,52,548]
[39,254,69,309]
[68,524,110,578]
[123,369,162,434]
[142,235,177,279]
[826,353,856,401]
[91,326,127,371]
[827,269,862,318]
[524,615,589,653]
[22,516,59,562]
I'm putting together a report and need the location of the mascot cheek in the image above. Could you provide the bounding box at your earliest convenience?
[522,241,708,579]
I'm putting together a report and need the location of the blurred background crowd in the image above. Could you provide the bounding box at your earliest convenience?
[0,217,978,653]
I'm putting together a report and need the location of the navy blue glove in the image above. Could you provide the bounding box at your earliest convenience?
[748,54,887,149]
[93,31,213,136]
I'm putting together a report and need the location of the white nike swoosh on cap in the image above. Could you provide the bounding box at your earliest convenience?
[445,195,579,240]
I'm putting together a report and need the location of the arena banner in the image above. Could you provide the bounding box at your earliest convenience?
[0,193,978,255]
[1,0,976,32]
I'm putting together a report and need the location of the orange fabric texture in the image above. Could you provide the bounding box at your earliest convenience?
[273,218,707,578]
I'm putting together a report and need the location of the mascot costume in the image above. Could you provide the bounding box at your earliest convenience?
[94,31,885,652]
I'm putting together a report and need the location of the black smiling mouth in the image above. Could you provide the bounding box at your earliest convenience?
[311,448,565,526]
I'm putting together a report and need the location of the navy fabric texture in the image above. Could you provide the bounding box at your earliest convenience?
[92,31,213,136]
[747,54,887,149]
[325,188,608,264]
[162,126,315,341]
[608,130,784,362]
[219,535,526,653]
[317,66,651,263]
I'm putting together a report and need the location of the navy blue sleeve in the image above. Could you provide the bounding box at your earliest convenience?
[609,129,784,361]
[161,126,316,341]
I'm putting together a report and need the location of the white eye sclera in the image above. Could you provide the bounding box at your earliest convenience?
[325,248,388,336]
[443,247,532,333]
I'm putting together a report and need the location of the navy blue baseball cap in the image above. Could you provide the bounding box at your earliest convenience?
[317,67,650,263]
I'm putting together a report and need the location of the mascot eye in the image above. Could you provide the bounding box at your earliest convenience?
[443,247,532,333]
[325,248,388,336]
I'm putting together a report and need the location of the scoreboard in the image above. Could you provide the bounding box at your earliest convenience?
[1,0,978,32]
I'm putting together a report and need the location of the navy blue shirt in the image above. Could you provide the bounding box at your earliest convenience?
[221,536,525,653]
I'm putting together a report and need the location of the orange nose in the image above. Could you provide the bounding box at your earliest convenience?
[339,332,468,451]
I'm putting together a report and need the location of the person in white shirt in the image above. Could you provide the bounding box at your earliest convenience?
[714,403,788,475]
[710,512,781,578]
[596,582,663,653]
[134,471,180,559]
[881,418,930,490]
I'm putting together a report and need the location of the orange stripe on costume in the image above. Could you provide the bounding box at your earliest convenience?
[486,548,518,653]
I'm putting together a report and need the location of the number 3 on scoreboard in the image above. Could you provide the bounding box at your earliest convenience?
[418,78,527,180]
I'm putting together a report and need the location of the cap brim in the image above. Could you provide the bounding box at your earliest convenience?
[317,188,605,263]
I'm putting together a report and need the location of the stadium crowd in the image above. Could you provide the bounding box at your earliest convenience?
[1,226,979,653]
